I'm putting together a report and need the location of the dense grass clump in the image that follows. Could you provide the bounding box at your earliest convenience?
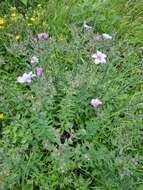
[0,0,143,189]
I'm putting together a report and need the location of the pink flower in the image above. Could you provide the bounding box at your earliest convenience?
[102,33,112,40]
[92,51,107,64]
[35,67,43,77]
[91,98,102,108]
[83,21,92,32]
[37,32,48,40]
[30,56,39,64]
[17,72,34,84]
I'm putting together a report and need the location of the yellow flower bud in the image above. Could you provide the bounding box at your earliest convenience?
[16,34,21,40]
[11,12,16,17]
[30,17,36,22]
[0,17,5,25]
[0,113,4,120]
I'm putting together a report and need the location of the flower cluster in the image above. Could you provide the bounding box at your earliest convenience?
[17,66,44,84]
[17,54,44,84]
[83,22,112,40]
[27,4,43,27]
[17,32,48,84]
[83,23,113,109]
[16,19,111,110]
[10,7,17,22]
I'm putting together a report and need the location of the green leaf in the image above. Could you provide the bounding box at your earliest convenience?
[22,184,33,190]
[20,0,28,6]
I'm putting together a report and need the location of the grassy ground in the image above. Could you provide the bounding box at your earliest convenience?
[0,0,143,189]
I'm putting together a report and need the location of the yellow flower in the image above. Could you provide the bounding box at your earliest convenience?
[0,17,4,25]
[10,6,17,22]
[16,34,21,40]
[11,12,16,17]
[30,16,36,22]
[0,113,4,120]
[0,17,4,29]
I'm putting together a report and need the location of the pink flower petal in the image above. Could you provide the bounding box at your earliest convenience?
[17,72,33,84]
[91,98,102,108]
[37,32,48,40]
[92,51,107,64]
[35,67,44,77]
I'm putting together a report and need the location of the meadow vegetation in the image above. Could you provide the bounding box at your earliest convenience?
[0,0,143,189]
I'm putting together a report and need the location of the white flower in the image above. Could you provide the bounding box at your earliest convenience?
[92,51,107,64]
[30,56,39,64]
[17,72,35,84]
[83,21,92,32]
[102,33,112,40]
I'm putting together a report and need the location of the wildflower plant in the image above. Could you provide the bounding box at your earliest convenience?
[92,51,107,64]
[0,0,142,190]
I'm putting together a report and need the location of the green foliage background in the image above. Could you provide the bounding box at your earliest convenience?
[0,0,143,189]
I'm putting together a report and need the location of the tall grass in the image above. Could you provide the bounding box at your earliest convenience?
[110,0,143,46]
